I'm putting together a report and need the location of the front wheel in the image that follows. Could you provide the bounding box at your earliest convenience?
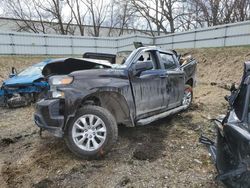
[182,85,193,108]
[65,105,118,159]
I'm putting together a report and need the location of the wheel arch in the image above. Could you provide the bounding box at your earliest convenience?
[185,78,194,87]
[79,91,133,127]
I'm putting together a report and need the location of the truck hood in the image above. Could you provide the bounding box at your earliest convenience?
[42,58,112,77]
[67,68,129,92]
[70,68,127,80]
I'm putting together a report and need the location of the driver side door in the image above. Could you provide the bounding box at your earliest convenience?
[129,50,168,119]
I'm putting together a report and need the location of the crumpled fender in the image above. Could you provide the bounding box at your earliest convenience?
[59,84,135,129]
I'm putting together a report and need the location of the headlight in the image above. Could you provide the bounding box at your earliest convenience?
[50,75,73,85]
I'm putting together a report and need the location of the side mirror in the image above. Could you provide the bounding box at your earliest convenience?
[9,67,17,78]
[134,60,153,73]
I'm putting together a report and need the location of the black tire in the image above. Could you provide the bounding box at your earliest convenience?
[65,105,118,159]
[182,84,193,108]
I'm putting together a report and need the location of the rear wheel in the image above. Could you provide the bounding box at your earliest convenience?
[65,105,118,159]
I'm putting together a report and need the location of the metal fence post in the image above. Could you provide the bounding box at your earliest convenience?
[94,37,97,53]
[171,35,174,49]
[194,31,197,48]
[10,33,15,55]
[44,35,48,55]
[223,26,228,47]
[70,36,74,55]
[116,38,118,54]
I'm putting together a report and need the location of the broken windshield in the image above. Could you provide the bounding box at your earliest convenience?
[18,65,44,76]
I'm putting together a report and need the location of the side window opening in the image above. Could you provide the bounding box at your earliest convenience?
[136,51,159,70]
[160,53,177,70]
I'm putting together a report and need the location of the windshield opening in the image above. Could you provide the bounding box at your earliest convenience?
[112,51,134,69]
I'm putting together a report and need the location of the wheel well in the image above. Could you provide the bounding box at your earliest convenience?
[80,92,132,126]
[185,78,193,87]
[81,96,101,106]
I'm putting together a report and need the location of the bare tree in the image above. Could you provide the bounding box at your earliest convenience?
[83,0,108,37]
[159,0,177,33]
[105,0,137,36]
[190,0,250,26]
[66,0,88,36]
[2,0,75,34]
[131,0,167,35]
[116,0,136,36]
[131,0,188,34]
[2,0,250,36]
[106,1,117,37]
[2,0,48,33]
[233,0,250,21]
[174,0,207,31]
[37,0,74,35]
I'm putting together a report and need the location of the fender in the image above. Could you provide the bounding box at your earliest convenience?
[60,82,135,129]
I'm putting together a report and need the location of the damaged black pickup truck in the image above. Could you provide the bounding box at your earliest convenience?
[34,46,197,158]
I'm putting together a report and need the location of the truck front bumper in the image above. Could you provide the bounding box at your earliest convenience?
[34,99,64,137]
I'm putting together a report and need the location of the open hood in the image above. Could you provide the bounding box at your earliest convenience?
[42,58,112,77]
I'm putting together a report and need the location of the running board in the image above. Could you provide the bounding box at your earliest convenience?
[136,105,188,126]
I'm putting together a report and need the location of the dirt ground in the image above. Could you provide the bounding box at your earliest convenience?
[1,47,250,188]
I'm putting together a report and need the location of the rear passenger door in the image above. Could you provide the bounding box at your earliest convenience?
[159,52,185,109]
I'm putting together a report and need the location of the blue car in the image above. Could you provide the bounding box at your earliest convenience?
[0,60,51,108]
[0,56,112,108]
